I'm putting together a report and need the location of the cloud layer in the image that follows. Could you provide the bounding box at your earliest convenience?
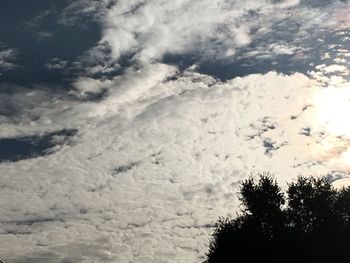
[3,68,350,262]
[2,0,350,262]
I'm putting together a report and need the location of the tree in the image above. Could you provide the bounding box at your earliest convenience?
[204,174,350,263]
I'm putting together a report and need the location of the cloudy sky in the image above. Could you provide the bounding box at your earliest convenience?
[2,0,350,262]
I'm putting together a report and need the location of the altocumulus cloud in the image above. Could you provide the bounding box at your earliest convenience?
[2,0,350,262]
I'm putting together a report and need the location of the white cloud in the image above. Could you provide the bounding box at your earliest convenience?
[1,67,348,262]
[72,77,111,96]
[60,0,347,82]
[60,0,305,74]
[97,0,296,63]
[59,0,114,26]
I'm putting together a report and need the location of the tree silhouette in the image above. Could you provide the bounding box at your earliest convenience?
[204,174,350,263]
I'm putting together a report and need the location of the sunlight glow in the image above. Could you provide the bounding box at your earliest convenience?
[315,85,350,137]
[339,148,350,164]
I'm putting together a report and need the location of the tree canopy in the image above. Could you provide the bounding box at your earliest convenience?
[205,174,350,263]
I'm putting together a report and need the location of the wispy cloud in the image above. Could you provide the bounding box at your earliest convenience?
[21,7,56,41]
[45,57,69,70]
[0,46,17,72]
[24,9,53,28]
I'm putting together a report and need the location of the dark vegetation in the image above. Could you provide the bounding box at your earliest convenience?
[205,174,350,263]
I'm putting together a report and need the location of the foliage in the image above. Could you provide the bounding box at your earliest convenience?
[205,174,350,263]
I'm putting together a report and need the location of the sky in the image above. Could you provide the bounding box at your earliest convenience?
[1,0,350,262]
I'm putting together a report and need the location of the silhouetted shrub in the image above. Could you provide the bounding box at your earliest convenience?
[205,173,350,263]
